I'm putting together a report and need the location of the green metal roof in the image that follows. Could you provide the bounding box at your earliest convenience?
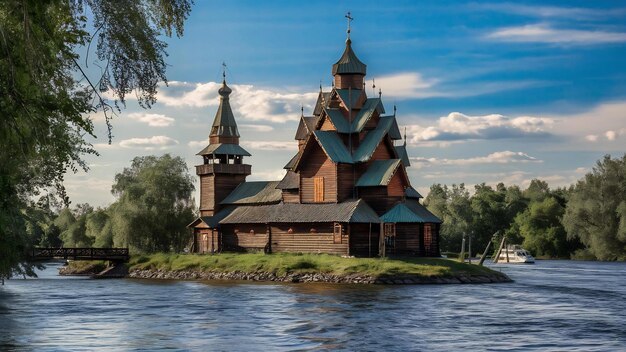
[331,39,367,76]
[380,201,442,223]
[389,117,402,140]
[335,89,362,109]
[313,131,353,163]
[356,159,401,187]
[323,108,351,133]
[395,145,411,167]
[380,203,424,223]
[404,199,443,223]
[196,143,251,156]
[351,98,383,133]
[352,116,395,162]
[220,199,380,224]
[220,181,282,205]
[405,186,422,199]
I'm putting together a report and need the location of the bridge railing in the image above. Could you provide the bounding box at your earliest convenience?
[32,247,130,261]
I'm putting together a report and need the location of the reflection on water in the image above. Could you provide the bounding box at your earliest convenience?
[1,260,625,351]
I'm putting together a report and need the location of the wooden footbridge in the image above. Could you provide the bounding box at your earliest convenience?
[31,247,130,262]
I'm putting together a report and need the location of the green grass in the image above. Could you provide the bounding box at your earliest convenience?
[62,260,108,274]
[128,252,498,278]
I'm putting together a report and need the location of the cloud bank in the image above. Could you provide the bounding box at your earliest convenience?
[405,112,554,144]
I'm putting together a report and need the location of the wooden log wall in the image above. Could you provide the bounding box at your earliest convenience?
[370,139,394,160]
[349,223,380,257]
[271,223,348,255]
[337,163,356,202]
[334,74,364,90]
[395,223,421,255]
[200,174,247,216]
[387,171,406,197]
[300,144,337,203]
[282,189,300,203]
[221,224,269,251]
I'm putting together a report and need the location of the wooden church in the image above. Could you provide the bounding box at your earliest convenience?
[188,26,442,257]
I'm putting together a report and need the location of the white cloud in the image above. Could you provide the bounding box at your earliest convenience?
[240,124,274,132]
[405,112,554,144]
[411,151,541,168]
[606,130,617,141]
[474,4,626,20]
[241,141,298,151]
[487,24,626,44]
[188,140,207,149]
[585,134,599,142]
[127,112,175,127]
[155,81,318,123]
[248,169,287,181]
[119,136,179,150]
[374,72,440,99]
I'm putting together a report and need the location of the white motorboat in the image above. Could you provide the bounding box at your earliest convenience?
[495,245,535,264]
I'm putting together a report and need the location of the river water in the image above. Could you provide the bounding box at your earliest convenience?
[1,260,625,351]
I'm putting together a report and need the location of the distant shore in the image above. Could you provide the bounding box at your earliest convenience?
[59,253,512,285]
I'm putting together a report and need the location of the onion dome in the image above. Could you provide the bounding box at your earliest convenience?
[332,38,367,76]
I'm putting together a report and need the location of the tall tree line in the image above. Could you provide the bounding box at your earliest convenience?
[425,154,626,261]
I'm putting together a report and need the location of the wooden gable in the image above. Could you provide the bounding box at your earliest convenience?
[299,141,338,203]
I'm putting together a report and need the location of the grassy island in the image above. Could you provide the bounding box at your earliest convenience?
[123,253,510,284]
[60,253,511,284]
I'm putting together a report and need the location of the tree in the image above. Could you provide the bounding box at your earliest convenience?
[0,0,192,278]
[86,209,113,247]
[469,183,507,255]
[563,154,626,260]
[108,154,195,252]
[515,197,569,258]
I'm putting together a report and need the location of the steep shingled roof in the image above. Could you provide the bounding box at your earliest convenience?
[276,170,299,190]
[220,199,380,224]
[210,80,240,138]
[220,181,282,205]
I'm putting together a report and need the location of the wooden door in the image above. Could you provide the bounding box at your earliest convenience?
[333,223,342,244]
[314,177,324,202]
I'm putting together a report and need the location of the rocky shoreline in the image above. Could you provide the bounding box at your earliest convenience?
[127,268,512,285]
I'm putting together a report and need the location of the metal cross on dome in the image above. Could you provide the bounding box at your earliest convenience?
[345,12,353,39]
[222,62,227,79]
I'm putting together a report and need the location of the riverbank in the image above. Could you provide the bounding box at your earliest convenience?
[60,253,511,284]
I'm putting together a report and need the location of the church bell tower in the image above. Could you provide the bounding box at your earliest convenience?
[195,71,251,216]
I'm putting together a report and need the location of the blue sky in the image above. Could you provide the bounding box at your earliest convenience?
[68,1,626,207]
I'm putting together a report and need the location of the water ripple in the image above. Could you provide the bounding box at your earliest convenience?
[1,260,626,351]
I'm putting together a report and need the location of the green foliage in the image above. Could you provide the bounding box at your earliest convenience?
[563,155,626,260]
[515,197,570,258]
[0,0,191,277]
[425,179,578,259]
[108,154,195,253]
